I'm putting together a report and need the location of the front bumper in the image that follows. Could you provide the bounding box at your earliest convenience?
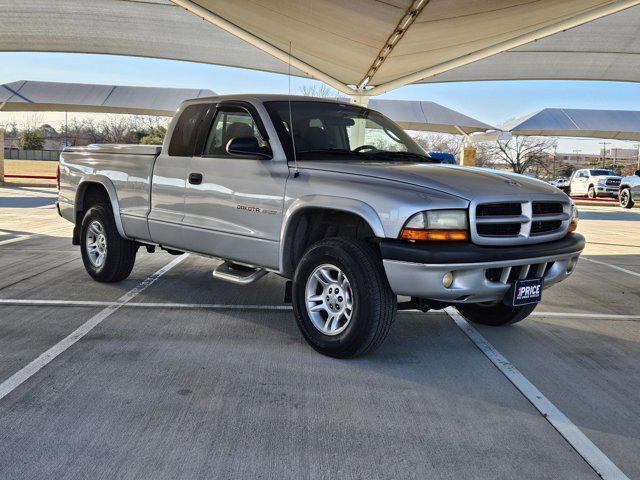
[596,186,619,196]
[380,234,585,304]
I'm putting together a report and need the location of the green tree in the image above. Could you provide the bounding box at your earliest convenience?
[19,128,45,150]
[139,125,167,145]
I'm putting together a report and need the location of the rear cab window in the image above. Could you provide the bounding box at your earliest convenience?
[168,103,209,156]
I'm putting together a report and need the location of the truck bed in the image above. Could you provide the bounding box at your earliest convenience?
[59,144,162,242]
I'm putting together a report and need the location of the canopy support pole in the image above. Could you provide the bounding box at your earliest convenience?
[366,0,640,96]
[0,127,4,185]
[349,94,369,107]
[170,0,356,96]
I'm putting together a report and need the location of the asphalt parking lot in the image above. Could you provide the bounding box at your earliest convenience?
[1,186,639,480]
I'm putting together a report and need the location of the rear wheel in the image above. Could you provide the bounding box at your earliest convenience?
[620,188,635,209]
[456,302,537,326]
[80,204,137,282]
[292,237,396,358]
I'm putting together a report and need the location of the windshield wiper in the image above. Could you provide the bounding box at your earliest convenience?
[298,148,364,155]
[297,148,375,158]
[369,151,440,163]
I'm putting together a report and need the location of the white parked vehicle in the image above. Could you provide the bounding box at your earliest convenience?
[548,178,570,194]
[569,169,621,198]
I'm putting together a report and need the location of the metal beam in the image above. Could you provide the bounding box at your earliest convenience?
[170,0,356,96]
[357,0,429,90]
[366,0,640,96]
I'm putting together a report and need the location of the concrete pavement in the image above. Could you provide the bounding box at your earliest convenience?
[0,187,638,479]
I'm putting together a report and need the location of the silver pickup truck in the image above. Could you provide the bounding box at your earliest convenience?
[58,94,584,357]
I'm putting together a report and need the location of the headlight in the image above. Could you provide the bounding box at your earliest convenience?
[569,205,579,233]
[400,210,469,241]
[596,179,606,186]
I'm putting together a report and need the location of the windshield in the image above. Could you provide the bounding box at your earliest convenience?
[590,170,618,176]
[264,100,434,162]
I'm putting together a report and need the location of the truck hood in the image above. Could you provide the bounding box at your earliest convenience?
[299,161,562,201]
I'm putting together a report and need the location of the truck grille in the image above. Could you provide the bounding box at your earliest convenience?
[477,223,521,237]
[606,178,621,186]
[531,220,562,235]
[532,202,563,215]
[472,200,569,245]
[477,203,521,217]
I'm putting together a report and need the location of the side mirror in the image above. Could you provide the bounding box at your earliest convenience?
[226,136,271,159]
[635,170,640,177]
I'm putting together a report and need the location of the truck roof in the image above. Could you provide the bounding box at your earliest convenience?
[182,93,347,105]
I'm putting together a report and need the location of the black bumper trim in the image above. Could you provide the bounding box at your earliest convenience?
[380,233,585,264]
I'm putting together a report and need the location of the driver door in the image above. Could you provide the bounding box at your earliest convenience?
[181,101,287,268]
[572,170,588,195]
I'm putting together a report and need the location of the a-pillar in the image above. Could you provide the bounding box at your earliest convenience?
[349,93,370,147]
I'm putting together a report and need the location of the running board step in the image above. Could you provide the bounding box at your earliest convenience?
[212,262,267,285]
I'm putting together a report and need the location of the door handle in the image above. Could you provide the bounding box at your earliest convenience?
[188,173,203,185]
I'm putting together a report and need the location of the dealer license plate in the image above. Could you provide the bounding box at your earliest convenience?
[507,278,544,306]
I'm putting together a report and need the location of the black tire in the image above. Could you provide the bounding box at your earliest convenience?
[620,188,635,209]
[587,185,596,199]
[456,302,537,326]
[80,204,137,282]
[292,237,396,358]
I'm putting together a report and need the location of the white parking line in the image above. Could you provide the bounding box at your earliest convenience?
[581,257,640,280]
[2,300,638,321]
[532,311,640,320]
[0,254,188,402]
[0,226,70,246]
[446,307,630,480]
[0,299,293,311]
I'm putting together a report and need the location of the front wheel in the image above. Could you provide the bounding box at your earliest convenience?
[80,204,138,282]
[620,188,635,209]
[455,302,537,326]
[292,237,396,358]
[587,185,596,199]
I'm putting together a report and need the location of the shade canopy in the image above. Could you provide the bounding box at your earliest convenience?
[1,0,639,96]
[504,108,640,141]
[0,80,215,116]
[369,99,493,135]
[420,5,640,84]
[0,80,493,135]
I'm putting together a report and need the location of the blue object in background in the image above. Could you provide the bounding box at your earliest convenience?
[427,151,457,164]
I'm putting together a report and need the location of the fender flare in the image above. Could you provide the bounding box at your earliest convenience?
[278,195,386,273]
[75,175,128,239]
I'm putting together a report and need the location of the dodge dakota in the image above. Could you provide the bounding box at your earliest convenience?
[57,94,584,357]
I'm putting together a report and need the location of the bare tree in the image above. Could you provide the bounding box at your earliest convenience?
[488,136,557,174]
[19,113,46,132]
[59,115,169,146]
[410,132,463,156]
[474,142,494,168]
[298,84,337,99]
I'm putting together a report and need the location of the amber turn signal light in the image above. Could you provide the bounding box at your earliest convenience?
[400,229,469,241]
[568,222,578,233]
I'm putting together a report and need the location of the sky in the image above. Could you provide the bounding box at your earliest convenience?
[1,52,640,154]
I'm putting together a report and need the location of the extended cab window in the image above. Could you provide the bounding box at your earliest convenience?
[168,104,208,156]
[204,108,263,157]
